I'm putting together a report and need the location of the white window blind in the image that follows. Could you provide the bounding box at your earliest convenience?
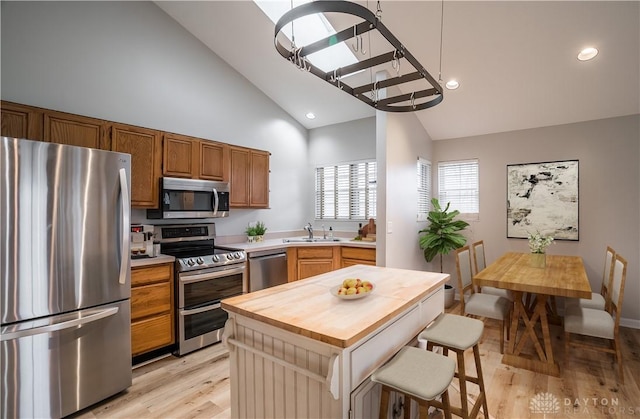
[438,159,479,213]
[315,160,377,220]
[417,158,431,221]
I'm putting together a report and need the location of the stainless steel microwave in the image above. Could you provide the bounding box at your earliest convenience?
[147,177,230,219]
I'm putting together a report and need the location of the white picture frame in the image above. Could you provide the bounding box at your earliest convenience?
[507,160,579,240]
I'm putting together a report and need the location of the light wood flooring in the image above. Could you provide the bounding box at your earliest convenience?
[73,302,640,419]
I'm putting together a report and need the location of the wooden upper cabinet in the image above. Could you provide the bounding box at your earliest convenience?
[163,133,199,178]
[250,149,270,207]
[1,101,43,140]
[200,141,228,181]
[111,123,162,208]
[229,145,270,208]
[44,110,109,150]
[229,146,251,207]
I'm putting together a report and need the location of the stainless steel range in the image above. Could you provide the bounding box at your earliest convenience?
[155,223,246,356]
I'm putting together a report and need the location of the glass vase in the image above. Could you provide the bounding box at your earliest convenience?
[530,253,546,268]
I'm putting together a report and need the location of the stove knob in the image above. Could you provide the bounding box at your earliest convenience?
[212,255,220,262]
[226,254,233,260]
[196,257,204,265]
[234,252,241,259]
[186,258,195,266]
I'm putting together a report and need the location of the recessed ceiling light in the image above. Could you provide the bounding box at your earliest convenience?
[578,47,598,61]
[445,80,460,90]
[305,112,316,119]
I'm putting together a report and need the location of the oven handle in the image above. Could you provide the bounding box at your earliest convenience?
[179,266,245,284]
[180,303,221,316]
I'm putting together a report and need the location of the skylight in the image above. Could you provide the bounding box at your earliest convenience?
[254,0,359,73]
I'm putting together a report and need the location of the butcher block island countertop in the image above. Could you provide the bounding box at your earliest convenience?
[221,265,448,348]
[221,265,449,419]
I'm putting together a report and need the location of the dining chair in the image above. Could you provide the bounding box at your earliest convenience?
[564,253,627,383]
[565,246,615,311]
[456,245,512,353]
[471,240,514,301]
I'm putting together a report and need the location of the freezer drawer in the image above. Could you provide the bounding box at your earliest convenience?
[1,300,132,418]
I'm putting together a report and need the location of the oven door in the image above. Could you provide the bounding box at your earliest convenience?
[176,264,245,356]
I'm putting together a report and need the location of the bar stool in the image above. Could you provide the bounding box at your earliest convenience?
[371,346,455,419]
[418,313,489,419]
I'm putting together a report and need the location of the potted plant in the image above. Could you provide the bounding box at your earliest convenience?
[419,198,469,307]
[246,221,267,243]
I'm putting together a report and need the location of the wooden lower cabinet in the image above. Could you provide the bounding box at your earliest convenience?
[287,246,340,282]
[341,247,376,268]
[131,263,174,357]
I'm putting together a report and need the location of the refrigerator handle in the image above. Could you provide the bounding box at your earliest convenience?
[119,167,130,285]
[212,188,219,217]
[0,307,119,342]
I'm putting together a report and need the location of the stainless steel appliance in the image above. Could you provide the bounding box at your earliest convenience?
[0,137,132,418]
[155,224,246,356]
[147,177,230,219]
[131,224,155,258]
[248,248,288,292]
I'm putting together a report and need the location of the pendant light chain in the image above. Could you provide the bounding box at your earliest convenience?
[376,1,382,20]
[438,0,444,84]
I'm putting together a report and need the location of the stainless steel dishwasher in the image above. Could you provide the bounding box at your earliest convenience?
[248,248,288,292]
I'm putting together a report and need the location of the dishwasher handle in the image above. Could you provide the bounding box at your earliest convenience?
[252,253,286,262]
[248,248,287,259]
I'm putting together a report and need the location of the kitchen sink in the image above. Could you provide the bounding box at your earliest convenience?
[282,237,342,243]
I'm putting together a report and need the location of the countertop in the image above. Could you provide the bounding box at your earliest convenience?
[131,254,175,268]
[225,237,376,253]
[129,237,375,267]
[221,265,448,348]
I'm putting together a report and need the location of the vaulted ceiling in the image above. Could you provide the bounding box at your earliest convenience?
[157,1,639,140]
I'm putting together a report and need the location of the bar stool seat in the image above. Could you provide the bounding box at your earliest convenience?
[371,346,455,419]
[419,313,489,419]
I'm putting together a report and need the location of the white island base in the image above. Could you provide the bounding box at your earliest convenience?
[222,265,447,418]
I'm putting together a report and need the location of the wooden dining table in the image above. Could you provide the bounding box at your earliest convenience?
[473,252,592,376]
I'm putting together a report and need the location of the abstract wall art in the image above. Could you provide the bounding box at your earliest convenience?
[507,160,579,240]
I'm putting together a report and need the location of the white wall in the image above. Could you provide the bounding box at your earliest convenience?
[378,111,434,271]
[0,1,309,237]
[434,115,640,325]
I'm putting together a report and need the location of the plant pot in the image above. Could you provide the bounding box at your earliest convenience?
[247,235,264,243]
[444,284,455,308]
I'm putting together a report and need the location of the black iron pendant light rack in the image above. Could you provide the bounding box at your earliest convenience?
[274,1,443,112]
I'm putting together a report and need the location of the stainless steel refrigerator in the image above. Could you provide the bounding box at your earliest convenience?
[1,137,132,418]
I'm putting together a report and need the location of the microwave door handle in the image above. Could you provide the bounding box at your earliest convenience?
[212,188,219,216]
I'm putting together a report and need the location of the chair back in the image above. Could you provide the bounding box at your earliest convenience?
[455,246,475,312]
[602,246,615,294]
[609,254,627,325]
[472,240,486,274]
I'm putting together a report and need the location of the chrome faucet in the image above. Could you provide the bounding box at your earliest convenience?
[304,223,314,239]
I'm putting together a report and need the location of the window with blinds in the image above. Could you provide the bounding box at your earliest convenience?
[315,160,377,220]
[417,158,431,221]
[438,159,479,214]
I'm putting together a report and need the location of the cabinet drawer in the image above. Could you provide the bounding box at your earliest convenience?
[131,264,172,286]
[131,313,174,356]
[341,247,376,262]
[131,282,172,320]
[297,247,334,259]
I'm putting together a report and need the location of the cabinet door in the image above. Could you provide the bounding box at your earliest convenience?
[297,259,335,280]
[230,146,250,207]
[250,149,270,207]
[111,123,162,208]
[0,101,43,140]
[163,133,199,178]
[200,141,228,181]
[131,313,174,356]
[44,110,109,150]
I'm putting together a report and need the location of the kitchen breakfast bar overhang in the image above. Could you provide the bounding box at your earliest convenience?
[221,265,448,418]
